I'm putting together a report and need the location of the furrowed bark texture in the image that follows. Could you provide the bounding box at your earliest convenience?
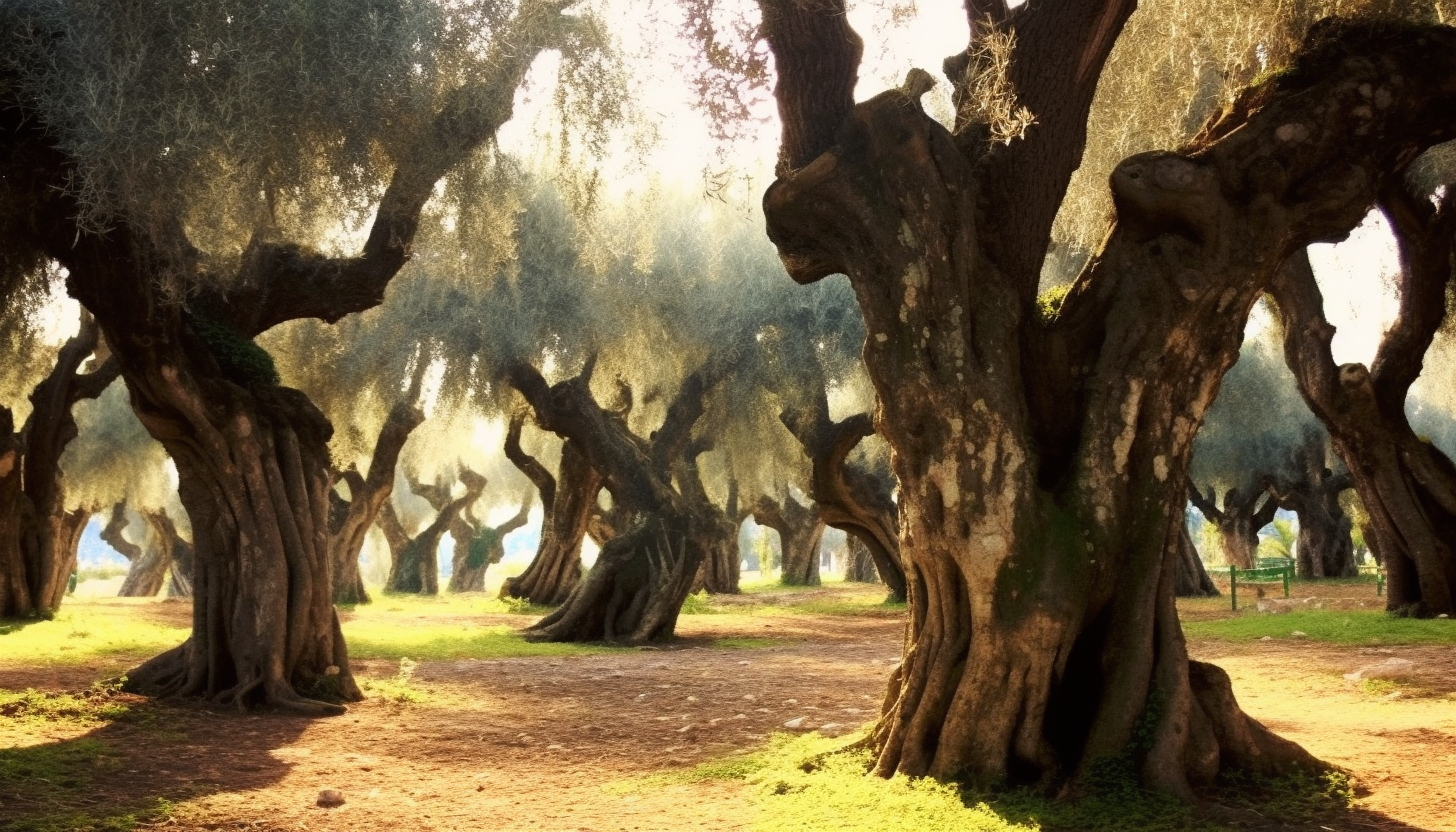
[751,494,825,586]
[508,361,724,643]
[0,0,581,709]
[1187,478,1278,570]
[105,502,169,598]
[503,412,600,605]
[1272,234,1456,615]
[0,314,115,618]
[757,4,1456,791]
[328,403,424,604]
[1268,430,1356,579]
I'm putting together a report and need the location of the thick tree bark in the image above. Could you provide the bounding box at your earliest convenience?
[508,360,725,642]
[384,470,483,595]
[502,412,601,605]
[756,3,1456,793]
[328,403,424,604]
[1172,523,1219,598]
[104,502,170,598]
[1,0,583,711]
[0,315,116,618]
[1271,229,1456,615]
[751,494,825,586]
[1268,430,1356,579]
[1187,478,1278,570]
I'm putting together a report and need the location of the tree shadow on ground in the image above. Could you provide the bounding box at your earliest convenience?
[0,698,312,832]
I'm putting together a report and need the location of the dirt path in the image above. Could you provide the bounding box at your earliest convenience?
[2,595,1453,831]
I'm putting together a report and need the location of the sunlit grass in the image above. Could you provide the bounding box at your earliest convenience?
[615,731,1354,832]
[0,601,189,667]
[345,620,617,661]
[1182,609,1456,645]
[682,583,905,617]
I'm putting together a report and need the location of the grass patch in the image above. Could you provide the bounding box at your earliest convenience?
[344,621,618,661]
[359,658,429,703]
[681,584,906,617]
[0,738,115,792]
[0,682,129,725]
[0,604,188,667]
[352,590,552,617]
[1,797,176,832]
[635,733,1359,832]
[1181,609,1456,645]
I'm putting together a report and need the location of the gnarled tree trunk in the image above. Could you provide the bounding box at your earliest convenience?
[1269,429,1356,579]
[681,445,741,595]
[384,470,483,595]
[781,405,906,601]
[328,402,424,604]
[0,314,115,618]
[104,502,169,598]
[756,2,1455,793]
[2,0,583,710]
[509,359,725,642]
[1187,478,1278,569]
[448,493,531,593]
[751,493,824,586]
[502,412,601,605]
[145,509,194,598]
[1271,185,1456,615]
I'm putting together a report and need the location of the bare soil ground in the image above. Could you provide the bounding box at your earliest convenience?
[2,582,1453,832]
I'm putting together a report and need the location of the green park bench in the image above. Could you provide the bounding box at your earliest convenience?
[1228,559,1292,611]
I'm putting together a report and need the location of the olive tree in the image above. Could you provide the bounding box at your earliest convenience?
[732,0,1456,796]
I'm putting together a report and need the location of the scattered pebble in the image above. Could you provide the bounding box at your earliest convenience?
[1259,636,1273,641]
[685,696,698,702]
[1291,631,1307,638]
[317,790,345,808]
[782,717,807,729]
